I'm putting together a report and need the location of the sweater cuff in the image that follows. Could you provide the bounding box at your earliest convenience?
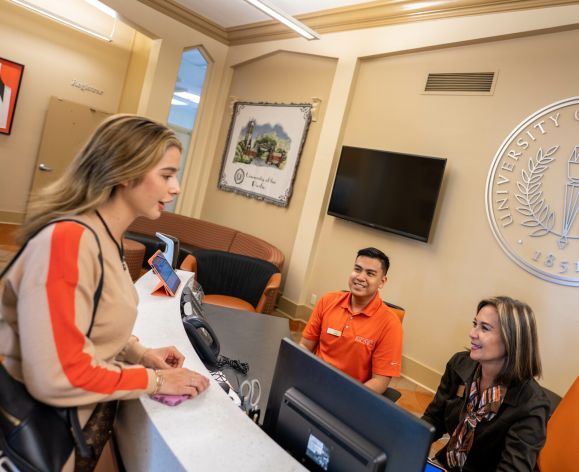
[118,336,149,365]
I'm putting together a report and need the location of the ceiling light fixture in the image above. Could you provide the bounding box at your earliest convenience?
[243,0,320,40]
[85,0,117,18]
[8,0,115,42]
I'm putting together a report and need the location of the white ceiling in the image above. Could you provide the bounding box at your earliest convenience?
[172,0,373,28]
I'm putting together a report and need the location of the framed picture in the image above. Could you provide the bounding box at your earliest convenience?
[0,57,24,135]
[218,102,312,207]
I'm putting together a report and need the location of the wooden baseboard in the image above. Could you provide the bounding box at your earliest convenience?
[401,355,442,392]
[0,211,25,224]
[277,296,312,322]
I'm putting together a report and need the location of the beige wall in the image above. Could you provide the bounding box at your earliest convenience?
[307,29,579,395]
[0,1,136,221]
[118,31,154,114]
[200,51,337,279]
[209,6,579,395]
[218,6,579,318]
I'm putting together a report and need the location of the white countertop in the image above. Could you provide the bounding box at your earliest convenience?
[115,270,305,471]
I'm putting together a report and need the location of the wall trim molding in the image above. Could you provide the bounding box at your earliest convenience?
[360,23,579,62]
[401,355,443,393]
[0,211,25,224]
[137,0,579,45]
[135,0,228,44]
[277,295,312,322]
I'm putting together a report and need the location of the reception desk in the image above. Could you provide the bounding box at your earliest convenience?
[115,270,304,471]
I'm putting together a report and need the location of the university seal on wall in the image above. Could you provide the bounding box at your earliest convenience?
[486,97,579,286]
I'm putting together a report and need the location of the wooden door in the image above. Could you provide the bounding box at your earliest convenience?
[28,97,110,197]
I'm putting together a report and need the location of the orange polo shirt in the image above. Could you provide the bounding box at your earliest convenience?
[301,291,402,383]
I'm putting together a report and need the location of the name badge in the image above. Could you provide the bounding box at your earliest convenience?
[327,327,342,337]
[456,385,465,398]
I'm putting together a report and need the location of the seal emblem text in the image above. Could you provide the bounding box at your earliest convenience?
[486,97,579,286]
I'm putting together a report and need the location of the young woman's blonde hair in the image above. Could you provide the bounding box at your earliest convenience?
[19,114,182,243]
[477,296,542,386]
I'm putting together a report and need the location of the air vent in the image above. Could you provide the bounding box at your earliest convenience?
[424,72,496,95]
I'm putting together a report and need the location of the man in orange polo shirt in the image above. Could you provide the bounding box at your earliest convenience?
[300,247,402,394]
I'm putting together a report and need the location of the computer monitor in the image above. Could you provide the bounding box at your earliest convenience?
[263,339,435,472]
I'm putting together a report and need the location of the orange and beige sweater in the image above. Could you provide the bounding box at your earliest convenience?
[0,213,156,412]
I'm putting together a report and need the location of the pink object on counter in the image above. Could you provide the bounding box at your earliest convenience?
[150,394,190,406]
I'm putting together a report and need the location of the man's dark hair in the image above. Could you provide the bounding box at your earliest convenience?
[356,247,390,275]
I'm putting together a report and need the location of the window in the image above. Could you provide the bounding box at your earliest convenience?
[165,47,208,212]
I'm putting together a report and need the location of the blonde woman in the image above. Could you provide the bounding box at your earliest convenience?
[0,115,208,470]
[422,296,549,471]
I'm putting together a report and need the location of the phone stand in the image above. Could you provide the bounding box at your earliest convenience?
[150,280,173,296]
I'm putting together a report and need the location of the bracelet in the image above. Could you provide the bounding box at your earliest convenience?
[152,369,164,395]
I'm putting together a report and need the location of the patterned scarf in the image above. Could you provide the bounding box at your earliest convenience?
[446,371,506,470]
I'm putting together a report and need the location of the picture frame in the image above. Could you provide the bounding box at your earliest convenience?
[218,102,312,207]
[0,57,24,135]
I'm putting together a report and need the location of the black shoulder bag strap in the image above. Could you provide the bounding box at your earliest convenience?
[1,220,104,332]
[1,219,104,458]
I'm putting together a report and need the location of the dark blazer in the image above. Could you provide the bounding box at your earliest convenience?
[422,351,549,472]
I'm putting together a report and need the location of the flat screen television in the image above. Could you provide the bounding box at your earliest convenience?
[328,146,447,242]
[263,339,435,472]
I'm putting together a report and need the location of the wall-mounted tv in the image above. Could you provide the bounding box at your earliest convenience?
[327,146,447,242]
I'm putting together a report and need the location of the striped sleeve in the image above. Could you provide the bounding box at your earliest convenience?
[18,222,152,406]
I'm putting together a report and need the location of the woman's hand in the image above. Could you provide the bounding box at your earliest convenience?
[141,346,185,369]
[158,368,209,397]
